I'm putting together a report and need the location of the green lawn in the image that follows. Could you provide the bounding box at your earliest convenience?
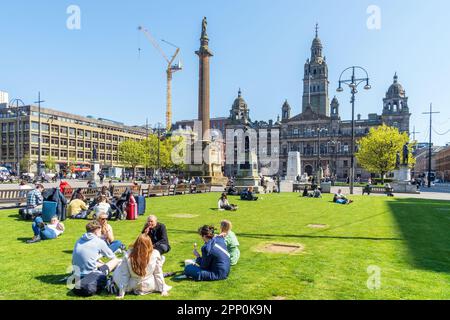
[1,193,449,300]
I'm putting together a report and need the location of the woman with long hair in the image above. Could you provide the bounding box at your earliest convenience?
[112,234,171,298]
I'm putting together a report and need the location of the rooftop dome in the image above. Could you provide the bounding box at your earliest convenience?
[232,89,248,110]
[387,73,406,98]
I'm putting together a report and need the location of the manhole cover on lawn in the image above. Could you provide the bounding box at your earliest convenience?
[170,214,199,219]
[255,243,304,254]
[307,224,328,229]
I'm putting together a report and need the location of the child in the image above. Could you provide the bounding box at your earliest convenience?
[219,220,240,266]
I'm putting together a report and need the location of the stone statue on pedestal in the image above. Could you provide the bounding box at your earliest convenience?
[402,143,409,165]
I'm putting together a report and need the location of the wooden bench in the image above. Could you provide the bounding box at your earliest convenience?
[174,184,190,195]
[148,185,170,197]
[196,183,212,193]
[363,185,394,195]
[293,183,312,193]
[0,189,28,205]
[111,185,141,198]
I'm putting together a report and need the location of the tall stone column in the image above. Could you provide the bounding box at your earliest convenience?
[196,17,213,141]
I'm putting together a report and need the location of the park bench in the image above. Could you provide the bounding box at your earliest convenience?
[196,183,212,193]
[0,189,28,206]
[293,183,313,193]
[174,184,190,195]
[362,185,394,196]
[111,185,141,198]
[148,185,170,197]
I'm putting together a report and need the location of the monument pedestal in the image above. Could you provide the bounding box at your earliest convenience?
[285,152,302,182]
[92,162,101,183]
[392,165,419,194]
[234,150,261,193]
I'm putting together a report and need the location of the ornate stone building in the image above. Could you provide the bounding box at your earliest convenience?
[277,28,411,179]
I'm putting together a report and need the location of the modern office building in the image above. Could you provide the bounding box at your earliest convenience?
[0,103,148,175]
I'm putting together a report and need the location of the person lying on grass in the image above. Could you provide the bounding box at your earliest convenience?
[218,193,238,211]
[111,234,172,299]
[219,220,240,266]
[184,225,231,281]
[27,215,65,244]
[71,221,121,297]
[333,189,354,205]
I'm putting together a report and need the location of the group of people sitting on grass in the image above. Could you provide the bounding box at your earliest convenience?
[302,186,323,198]
[56,212,241,298]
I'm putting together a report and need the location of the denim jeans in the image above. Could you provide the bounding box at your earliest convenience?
[108,240,123,253]
[32,217,57,240]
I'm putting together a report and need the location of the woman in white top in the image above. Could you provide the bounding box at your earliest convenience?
[218,193,238,211]
[113,234,172,298]
[93,195,111,219]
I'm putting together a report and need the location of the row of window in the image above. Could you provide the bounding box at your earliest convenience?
[30,122,127,142]
[29,148,119,162]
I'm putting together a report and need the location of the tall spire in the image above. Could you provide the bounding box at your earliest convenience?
[315,22,319,38]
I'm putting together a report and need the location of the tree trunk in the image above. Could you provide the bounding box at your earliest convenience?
[381,172,385,184]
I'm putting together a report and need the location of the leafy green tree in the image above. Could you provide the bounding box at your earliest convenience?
[20,154,31,173]
[141,134,186,173]
[118,139,146,177]
[45,155,57,172]
[356,125,415,182]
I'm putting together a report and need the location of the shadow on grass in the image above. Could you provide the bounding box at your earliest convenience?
[62,250,73,255]
[169,229,402,241]
[35,274,70,285]
[388,198,450,274]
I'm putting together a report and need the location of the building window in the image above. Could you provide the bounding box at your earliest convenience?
[93,132,99,139]
[85,152,91,160]
[60,126,68,135]
[85,142,91,149]
[106,134,112,141]
[42,149,50,156]
[41,124,49,132]
[77,151,84,159]
[51,125,59,134]
[42,136,50,145]
[77,141,84,148]
[100,133,105,140]
[61,150,68,159]
[69,128,76,136]
[51,137,59,145]
[69,139,76,147]
[77,129,84,137]
[61,139,68,147]
[344,160,349,168]
[69,151,76,159]
[100,143,105,150]
[51,150,59,157]
[85,131,91,139]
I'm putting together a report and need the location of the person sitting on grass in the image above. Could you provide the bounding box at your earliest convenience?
[312,187,322,198]
[26,184,45,214]
[71,221,121,297]
[142,215,171,256]
[27,215,65,244]
[302,186,309,198]
[219,220,240,266]
[97,212,125,254]
[92,195,111,220]
[333,189,353,205]
[218,193,238,211]
[240,187,258,201]
[184,225,231,282]
[111,234,172,299]
[68,193,89,219]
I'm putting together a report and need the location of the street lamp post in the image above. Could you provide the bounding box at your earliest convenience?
[337,66,371,195]
[34,92,45,177]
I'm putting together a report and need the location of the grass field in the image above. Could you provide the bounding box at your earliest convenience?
[0,192,449,300]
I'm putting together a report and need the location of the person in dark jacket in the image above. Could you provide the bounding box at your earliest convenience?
[142,215,171,255]
[184,225,231,281]
[43,188,68,221]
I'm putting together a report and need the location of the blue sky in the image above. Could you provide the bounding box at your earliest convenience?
[0,0,449,145]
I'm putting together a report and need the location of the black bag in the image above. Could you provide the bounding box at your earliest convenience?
[72,272,107,297]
